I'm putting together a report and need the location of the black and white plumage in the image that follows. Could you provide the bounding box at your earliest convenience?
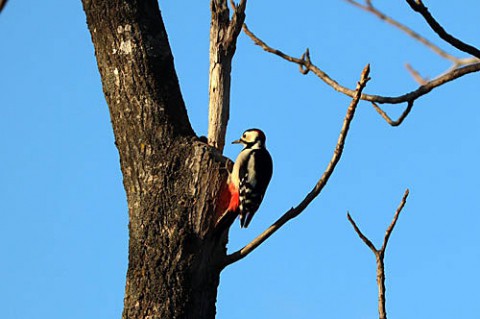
[229,128,273,228]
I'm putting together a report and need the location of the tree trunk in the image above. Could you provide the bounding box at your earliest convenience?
[82,1,229,318]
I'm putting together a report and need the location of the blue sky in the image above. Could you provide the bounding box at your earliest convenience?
[1,1,479,318]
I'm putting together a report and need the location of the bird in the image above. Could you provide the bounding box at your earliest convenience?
[225,128,273,228]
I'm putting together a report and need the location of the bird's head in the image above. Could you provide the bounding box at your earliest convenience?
[232,128,267,149]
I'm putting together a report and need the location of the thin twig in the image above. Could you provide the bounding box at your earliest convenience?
[347,189,410,319]
[381,189,409,252]
[372,101,414,127]
[243,24,480,105]
[405,63,428,85]
[405,0,480,59]
[345,0,460,63]
[347,212,377,253]
[221,64,371,268]
[346,0,478,76]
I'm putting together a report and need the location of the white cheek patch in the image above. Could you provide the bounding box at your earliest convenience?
[243,131,257,144]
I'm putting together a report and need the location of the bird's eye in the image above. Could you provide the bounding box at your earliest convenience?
[243,133,246,138]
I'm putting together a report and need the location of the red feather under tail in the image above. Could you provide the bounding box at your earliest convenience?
[215,182,239,230]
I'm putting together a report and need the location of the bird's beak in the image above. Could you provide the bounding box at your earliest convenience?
[232,139,242,144]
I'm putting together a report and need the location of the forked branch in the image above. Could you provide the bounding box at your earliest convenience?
[345,0,461,63]
[347,189,410,319]
[344,0,479,125]
[243,0,480,128]
[222,64,371,268]
[243,24,480,106]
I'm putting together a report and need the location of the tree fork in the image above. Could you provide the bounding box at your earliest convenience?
[82,1,230,318]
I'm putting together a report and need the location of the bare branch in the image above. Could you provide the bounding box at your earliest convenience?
[364,63,480,104]
[345,0,460,63]
[405,0,480,59]
[348,189,410,319]
[346,0,478,86]
[222,64,371,268]
[208,0,247,152]
[227,0,247,48]
[347,212,378,254]
[348,188,410,256]
[243,24,306,65]
[405,63,428,85]
[381,189,409,252]
[243,24,480,106]
[372,101,414,127]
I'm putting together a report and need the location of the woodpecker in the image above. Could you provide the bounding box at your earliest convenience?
[226,128,273,228]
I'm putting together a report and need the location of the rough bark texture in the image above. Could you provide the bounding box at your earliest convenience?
[82,1,229,318]
[376,254,387,319]
[207,0,245,152]
[208,0,231,152]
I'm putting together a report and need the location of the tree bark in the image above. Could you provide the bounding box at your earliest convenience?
[82,1,229,318]
[208,0,232,152]
[207,0,246,152]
